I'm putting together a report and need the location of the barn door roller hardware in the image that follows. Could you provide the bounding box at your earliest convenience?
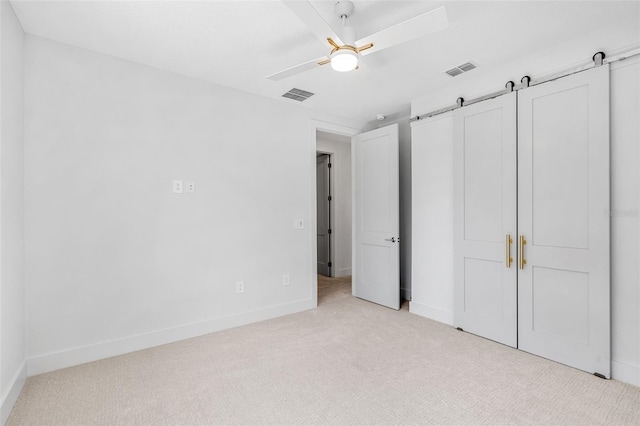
[593,52,605,66]
[505,81,515,92]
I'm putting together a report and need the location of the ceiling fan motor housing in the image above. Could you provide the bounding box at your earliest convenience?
[341,26,357,45]
[335,1,354,19]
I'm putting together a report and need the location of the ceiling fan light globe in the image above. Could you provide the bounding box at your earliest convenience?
[330,49,358,72]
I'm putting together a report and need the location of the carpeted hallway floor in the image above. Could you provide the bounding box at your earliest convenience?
[7,275,640,425]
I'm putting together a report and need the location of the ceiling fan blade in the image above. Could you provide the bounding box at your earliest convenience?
[267,56,330,81]
[282,0,343,46]
[355,6,449,56]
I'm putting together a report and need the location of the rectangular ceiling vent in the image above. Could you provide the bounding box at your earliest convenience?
[445,61,478,77]
[282,88,315,102]
[458,62,477,72]
[445,67,464,77]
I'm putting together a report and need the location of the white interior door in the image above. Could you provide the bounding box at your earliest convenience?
[316,154,331,276]
[518,65,611,377]
[453,92,518,347]
[352,124,400,310]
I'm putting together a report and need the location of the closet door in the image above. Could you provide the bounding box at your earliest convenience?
[518,65,610,377]
[454,92,517,347]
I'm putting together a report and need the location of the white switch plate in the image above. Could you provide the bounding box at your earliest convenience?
[236,281,245,293]
[185,181,195,193]
[283,274,290,286]
[294,219,304,229]
[172,180,183,193]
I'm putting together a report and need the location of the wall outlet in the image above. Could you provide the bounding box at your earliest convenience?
[283,274,290,286]
[236,281,245,293]
[172,180,183,193]
[185,181,195,193]
[294,219,304,229]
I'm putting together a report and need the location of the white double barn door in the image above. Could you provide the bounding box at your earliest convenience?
[454,66,611,377]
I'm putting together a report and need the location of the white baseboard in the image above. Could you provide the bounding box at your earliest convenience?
[28,298,315,376]
[612,360,640,386]
[409,301,454,326]
[1,361,27,426]
[336,268,351,277]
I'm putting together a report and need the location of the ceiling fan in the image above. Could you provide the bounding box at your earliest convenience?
[268,1,449,81]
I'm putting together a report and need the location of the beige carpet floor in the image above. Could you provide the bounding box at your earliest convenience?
[7,275,640,425]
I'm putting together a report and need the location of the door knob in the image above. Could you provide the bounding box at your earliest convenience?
[384,237,398,243]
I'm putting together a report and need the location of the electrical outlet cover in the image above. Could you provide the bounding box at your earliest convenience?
[172,180,183,193]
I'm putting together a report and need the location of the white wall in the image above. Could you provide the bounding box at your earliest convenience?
[0,0,26,423]
[409,114,453,324]
[23,35,364,375]
[410,56,640,386]
[316,132,351,277]
[609,56,640,385]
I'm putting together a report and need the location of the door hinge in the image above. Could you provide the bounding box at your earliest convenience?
[328,195,332,201]
[328,163,332,168]
[328,229,332,234]
[328,262,332,268]
[593,372,607,380]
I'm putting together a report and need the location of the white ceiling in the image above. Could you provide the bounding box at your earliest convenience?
[10,1,640,122]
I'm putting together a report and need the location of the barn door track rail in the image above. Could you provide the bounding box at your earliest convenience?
[410,47,640,123]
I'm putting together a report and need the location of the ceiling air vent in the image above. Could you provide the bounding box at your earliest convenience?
[282,88,315,102]
[445,67,464,77]
[458,62,477,72]
[445,61,478,77]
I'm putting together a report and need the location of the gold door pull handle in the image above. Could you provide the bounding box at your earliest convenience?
[519,235,527,270]
[506,234,513,268]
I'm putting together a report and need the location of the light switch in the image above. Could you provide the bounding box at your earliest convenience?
[294,219,304,229]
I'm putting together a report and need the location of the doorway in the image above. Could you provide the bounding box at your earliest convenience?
[315,130,352,282]
[314,125,401,309]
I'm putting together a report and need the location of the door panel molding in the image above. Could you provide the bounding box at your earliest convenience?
[454,92,518,347]
[518,65,611,377]
[352,124,400,310]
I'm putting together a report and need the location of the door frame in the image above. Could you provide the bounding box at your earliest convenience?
[308,120,361,308]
